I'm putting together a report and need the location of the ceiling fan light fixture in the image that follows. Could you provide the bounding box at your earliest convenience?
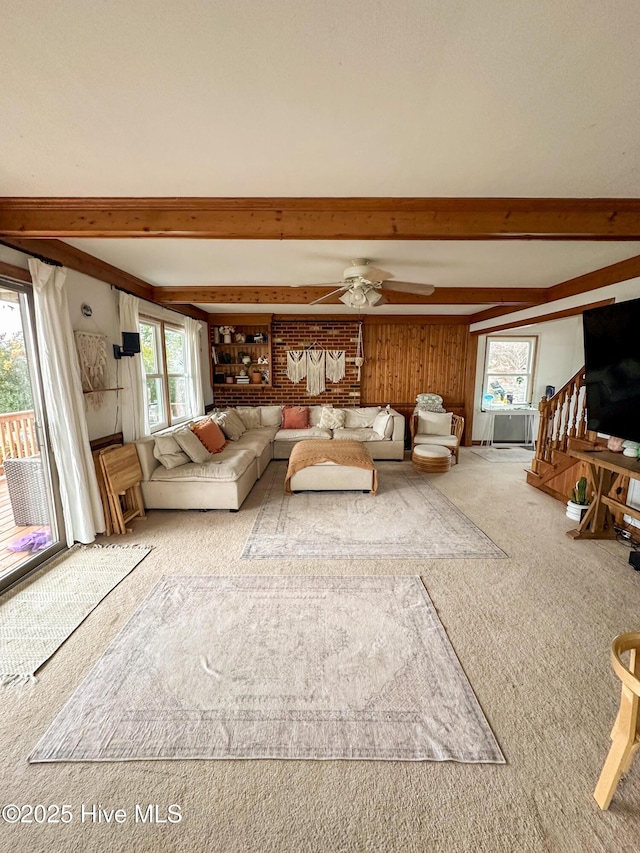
[338,283,386,308]
[339,288,368,307]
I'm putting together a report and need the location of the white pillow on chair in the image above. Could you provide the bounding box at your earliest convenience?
[417,411,453,436]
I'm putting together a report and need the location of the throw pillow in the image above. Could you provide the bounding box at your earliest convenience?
[260,405,282,427]
[282,406,310,429]
[318,407,346,430]
[236,406,261,430]
[344,407,382,429]
[153,433,190,469]
[418,411,453,436]
[174,427,212,464]
[191,419,227,454]
[309,406,326,427]
[372,411,392,439]
[212,409,246,441]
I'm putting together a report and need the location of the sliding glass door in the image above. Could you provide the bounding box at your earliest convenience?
[0,280,65,591]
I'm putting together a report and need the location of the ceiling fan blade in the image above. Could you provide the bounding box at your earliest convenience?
[381,280,436,296]
[289,282,343,288]
[308,286,350,306]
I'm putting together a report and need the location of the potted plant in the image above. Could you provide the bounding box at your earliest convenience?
[566,476,590,521]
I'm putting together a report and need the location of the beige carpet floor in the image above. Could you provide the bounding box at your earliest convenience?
[1,449,639,852]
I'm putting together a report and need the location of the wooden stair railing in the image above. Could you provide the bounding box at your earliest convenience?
[530,367,597,475]
[527,367,601,502]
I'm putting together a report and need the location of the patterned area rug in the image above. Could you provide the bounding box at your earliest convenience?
[471,447,535,464]
[243,462,506,559]
[30,575,505,764]
[0,544,151,686]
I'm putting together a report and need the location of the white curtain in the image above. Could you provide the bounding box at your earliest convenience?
[28,259,105,543]
[184,316,204,418]
[119,291,148,442]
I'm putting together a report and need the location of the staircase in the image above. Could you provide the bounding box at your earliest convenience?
[526,367,600,502]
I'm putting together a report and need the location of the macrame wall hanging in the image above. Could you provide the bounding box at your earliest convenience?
[306,349,326,395]
[325,350,346,383]
[285,345,346,395]
[286,350,307,384]
[74,331,108,410]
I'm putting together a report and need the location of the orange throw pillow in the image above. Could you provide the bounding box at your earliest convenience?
[191,419,227,454]
[282,405,310,429]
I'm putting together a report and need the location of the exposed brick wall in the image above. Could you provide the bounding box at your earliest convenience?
[212,319,361,407]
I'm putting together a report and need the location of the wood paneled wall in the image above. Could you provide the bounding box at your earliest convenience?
[361,321,474,443]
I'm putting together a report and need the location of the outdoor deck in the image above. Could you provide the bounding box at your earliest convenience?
[0,475,51,576]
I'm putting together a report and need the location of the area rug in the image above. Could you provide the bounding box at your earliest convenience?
[242,462,506,559]
[29,575,505,764]
[471,447,535,464]
[0,544,151,686]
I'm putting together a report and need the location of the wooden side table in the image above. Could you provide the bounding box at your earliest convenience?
[567,448,640,540]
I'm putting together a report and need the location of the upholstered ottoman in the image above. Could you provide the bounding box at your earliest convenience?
[411,444,452,473]
[289,461,375,492]
[286,439,377,493]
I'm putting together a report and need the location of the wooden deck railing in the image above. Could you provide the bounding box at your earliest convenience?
[0,410,37,474]
[530,367,596,473]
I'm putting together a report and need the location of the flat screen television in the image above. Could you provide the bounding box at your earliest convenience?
[583,298,640,444]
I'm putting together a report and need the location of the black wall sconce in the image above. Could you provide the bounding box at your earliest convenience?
[113,332,141,360]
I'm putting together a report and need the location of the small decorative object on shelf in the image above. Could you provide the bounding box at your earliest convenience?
[219,325,235,344]
[622,440,640,458]
[235,332,246,343]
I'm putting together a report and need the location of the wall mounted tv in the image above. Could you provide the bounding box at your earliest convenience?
[583,298,640,444]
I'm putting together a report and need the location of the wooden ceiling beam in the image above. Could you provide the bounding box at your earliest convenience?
[154,285,548,306]
[546,253,640,301]
[2,197,640,239]
[468,304,540,324]
[468,252,640,324]
[0,237,209,322]
[1,237,154,300]
[471,299,615,336]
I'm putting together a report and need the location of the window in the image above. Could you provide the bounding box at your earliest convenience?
[482,336,537,408]
[140,318,189,431]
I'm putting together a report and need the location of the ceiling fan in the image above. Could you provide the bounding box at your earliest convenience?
[304,259,436,307]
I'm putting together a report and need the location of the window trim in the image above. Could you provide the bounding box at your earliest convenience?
[481,335,538,410]
[140,315,189,432]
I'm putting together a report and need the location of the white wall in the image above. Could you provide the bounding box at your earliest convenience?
[471,277,640,441]
[473,315,585,441]
[0,245,212,441]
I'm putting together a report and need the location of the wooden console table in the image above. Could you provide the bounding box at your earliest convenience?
[566,449,640,540]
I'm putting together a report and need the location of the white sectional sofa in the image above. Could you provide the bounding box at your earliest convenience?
[134,405,405,511]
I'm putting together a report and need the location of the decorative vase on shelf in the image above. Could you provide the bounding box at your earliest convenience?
[223,334,232,344]
[250,371,262,384]
[225,375,233,384]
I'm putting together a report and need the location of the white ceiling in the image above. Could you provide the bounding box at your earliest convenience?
[3,1,640,314]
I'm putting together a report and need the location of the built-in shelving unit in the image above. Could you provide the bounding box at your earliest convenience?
[209,315,273,392]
